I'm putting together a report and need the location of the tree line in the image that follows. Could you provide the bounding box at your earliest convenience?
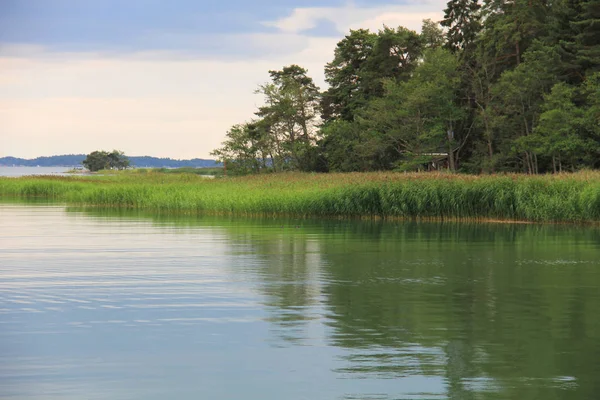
[212,0,600,174]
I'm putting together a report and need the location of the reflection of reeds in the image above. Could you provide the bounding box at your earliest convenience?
[1,171,599,222]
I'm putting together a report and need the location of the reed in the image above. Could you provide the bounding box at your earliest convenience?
[1,171,599,223]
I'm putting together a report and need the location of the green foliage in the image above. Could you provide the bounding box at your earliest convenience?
[319,121,364,172]
[211,1,599,174]
[420,19,445,49]
[529,82,590,171]
[322,29,378,122]
[2,172,600,223]
[212,65,321,173]
[321,27,422,123]
[364,26,423,87]
[583,72,600,139]
[481,0,550,67]
[490,43,562,173]
[82,150,130,172]
[441,0,482,53]
[357,48,464,171]
[571,0,600,75]
[256,65,322,171]
[211,123,269,175]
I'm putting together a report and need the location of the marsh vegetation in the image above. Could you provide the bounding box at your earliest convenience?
[1,170,599,223]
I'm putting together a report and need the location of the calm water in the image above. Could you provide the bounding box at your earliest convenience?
[1,204,600,399]
[0,167,73,177]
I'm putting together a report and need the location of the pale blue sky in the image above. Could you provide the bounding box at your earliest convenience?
[0,0,445,158]
[1,0,400,52]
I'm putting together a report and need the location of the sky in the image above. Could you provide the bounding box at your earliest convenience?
[0,0,445,159]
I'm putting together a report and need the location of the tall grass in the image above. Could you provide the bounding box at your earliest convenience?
[1,171,599,223]
[129,167,224,176]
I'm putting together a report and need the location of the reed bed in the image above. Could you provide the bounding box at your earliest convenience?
[1,170,599,223]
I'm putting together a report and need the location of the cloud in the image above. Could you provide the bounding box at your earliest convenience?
[0,1,446,159]
[0,97,252,159]
[264,0,445,34]
[299,19,343,37]
[0,35,337,158]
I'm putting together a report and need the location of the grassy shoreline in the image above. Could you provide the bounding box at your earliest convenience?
[1,171,599,223]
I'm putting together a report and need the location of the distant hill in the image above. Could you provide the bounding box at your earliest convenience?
[0,154,220,168]
[0,154,86,167]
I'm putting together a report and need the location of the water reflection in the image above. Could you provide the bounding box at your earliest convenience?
[1,204,600,399]
[68,208,600,399]
[316,221,600,399]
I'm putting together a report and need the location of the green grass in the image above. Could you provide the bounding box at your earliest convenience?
[1,171,599,223]
[136,167,224,176]
[94,167,223,176]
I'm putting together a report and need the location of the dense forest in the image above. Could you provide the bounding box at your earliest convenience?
[212,0,600,174]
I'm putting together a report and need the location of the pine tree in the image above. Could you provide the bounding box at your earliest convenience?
[441,0,482,54]
[572,0,600,75]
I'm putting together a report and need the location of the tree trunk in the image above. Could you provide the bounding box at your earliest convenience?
[268,151,276,172]
[559,154,563,173]
[448,141,456,172]
[487,139,494,172]
[299,100,310,142]
[478,105,494,172]
[524,152,532,174]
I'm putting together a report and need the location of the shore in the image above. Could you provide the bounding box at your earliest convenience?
[1,170,599,223]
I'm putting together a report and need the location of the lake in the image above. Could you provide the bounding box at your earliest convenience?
[1,203,599,399]
[0,167,74,177]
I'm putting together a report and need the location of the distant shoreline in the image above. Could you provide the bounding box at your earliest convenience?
[0,155,219,169]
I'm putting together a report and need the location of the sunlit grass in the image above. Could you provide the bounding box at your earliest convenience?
[1,171,599,222]
[118,167,224,176]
